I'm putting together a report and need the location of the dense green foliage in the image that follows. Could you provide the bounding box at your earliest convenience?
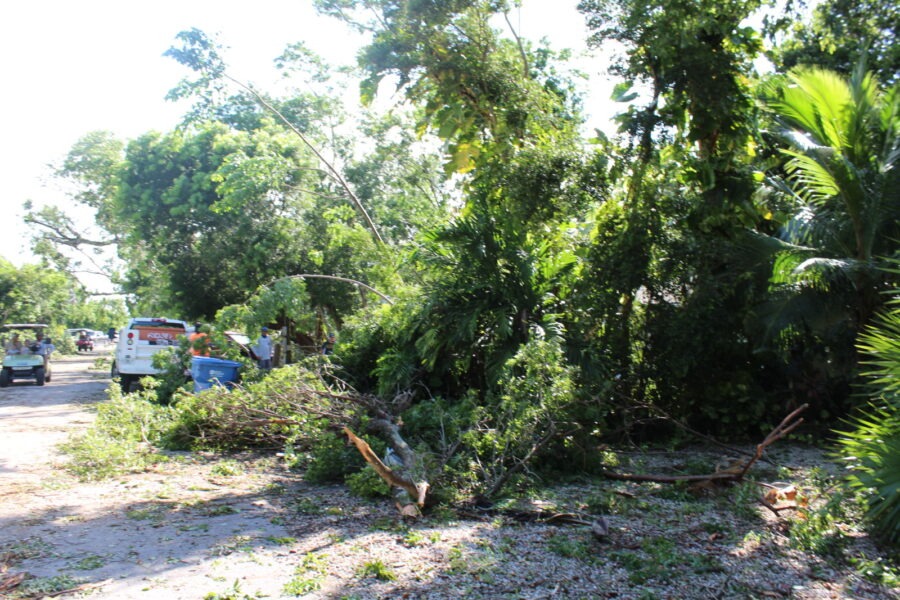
[16,0,900,542]
[834,267,900,544]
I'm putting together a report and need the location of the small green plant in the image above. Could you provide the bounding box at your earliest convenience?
[202,503,239,516]
[203,578,259,600]
[0,536,53,560]
[283,552,329,595]
[293,497,323,515]
[402,530,427,547]
[345,466,391,498]
[126,505,167,524]
[208,535,254,557]
[788,494,851,560]
[850,555,900,587]
[91,356,111,370]
[70,553,107,570]
[13,575,84,597]
[547,533,592,560]
[210,460,244,477]
[61,384,177,481]
[357,559,397,581]
[265,536,297,546]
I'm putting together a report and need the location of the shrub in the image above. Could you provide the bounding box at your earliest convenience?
[833,286,900,546]
[167,364,344,452]
[460,333,579,497]
[62,383,178,480]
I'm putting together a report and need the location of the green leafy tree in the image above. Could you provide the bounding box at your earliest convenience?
[0,258,74,325]
[319,0,593,398]
[757,65,900,411]
[576,0,778,432]
[769,0,900,85]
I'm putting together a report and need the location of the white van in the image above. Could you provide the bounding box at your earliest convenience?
[111,317,189,392]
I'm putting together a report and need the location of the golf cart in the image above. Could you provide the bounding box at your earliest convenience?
[1,323,52,387]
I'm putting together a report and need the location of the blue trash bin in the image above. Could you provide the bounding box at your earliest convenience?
[191,356,242,392]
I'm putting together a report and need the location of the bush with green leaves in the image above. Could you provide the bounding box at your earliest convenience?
[303,431,368,483]
[833,281,900,546]
[459,333,579,497]
[167,363,344,452]
[62,381,179,480]
[345,465,391,498]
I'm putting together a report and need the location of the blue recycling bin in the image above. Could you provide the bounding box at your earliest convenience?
[191,356,242,392]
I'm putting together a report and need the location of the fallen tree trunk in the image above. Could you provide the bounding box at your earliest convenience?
[343,426,429,516]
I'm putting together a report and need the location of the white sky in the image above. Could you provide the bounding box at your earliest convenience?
[0,1,611,286]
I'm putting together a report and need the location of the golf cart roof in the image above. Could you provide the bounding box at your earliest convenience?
[3,323,49,330]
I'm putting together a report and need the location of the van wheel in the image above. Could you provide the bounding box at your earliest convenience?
[120,374,134,394]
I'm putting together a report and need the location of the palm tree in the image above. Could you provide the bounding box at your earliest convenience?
[755,63,899,408]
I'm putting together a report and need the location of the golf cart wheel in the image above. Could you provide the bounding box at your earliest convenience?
[0,369,9,387]
[35,367,45,386]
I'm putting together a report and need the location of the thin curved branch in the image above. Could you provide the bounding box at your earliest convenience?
[25,214,117,248]
[266,273,394,305]
[502,10,530,79]
[224,74,386,246]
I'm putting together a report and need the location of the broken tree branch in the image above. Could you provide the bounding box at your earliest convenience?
[600,404,809,485]
[343,426,429,508]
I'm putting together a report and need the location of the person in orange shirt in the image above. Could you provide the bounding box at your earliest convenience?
[189,322,210,356]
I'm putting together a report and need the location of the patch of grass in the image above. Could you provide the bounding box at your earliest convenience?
[402,530,427,547]
[203,578,260,600]
[91,357,111,371]
[584,490,628,515]
[610,536,716,584]
[209,535,254,557]
[728,481,764,521]
[262,482,286,495]
[547,532,593,560]
[201,503,239,517]
[368,516,405,532]
[264,536,296,546]
[283,552,329,595]
[210,460,244,477]
[125,505,167,524]
[0,537,53,560]
[357,559,397,581]
[446,542,500,578]
[13,575,84,597]
[652,482,693,502]
[70,553,107,570]
[293,497,323,515]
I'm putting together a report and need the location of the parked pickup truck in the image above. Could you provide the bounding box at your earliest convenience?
[111,317,189,392]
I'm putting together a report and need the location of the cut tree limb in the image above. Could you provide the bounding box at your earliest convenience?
[343,426,429,508]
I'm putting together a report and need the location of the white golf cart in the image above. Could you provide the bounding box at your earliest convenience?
[1,323,52,387]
